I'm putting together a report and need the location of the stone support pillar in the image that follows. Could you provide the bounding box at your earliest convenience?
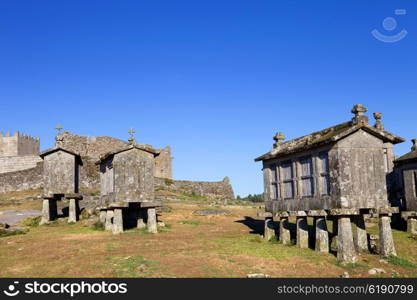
[279,217,291,245]
[296,217,309,249]
[379,215,397,257]
[407,218,417,235]
[99,210,107,224]
[353,214,368,253]
[40,199,58,225]
[337,216,358,263]
[137,209,146,229]
[315,217,329,253]
[147,208,158,234]
[68,199,79,223]
[105,210,114,231]
[112,208,124,235]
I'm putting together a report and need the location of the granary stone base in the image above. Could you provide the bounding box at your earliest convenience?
[112,208,124,235]
[147,208,158,234]
[264,218,276,241]
[68,199,79,223]
[315,217,329,253]
[40,199,58,225]
[99,210,107,224]
[337,217,358,264]
[105,210,114,231]
[353,215,368,253]
[407,218,417,235]
[379,215,397,257]
[296,217,309,249]
[137,209,146,229]
[279,217,291,245]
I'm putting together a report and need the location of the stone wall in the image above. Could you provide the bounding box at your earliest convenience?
[0,156,43,174]
[0,162,43,193]
[155,177,235,200]
[154,146,172,179]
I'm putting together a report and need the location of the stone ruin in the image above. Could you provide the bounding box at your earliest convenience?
[39,134,83,225]
[97,130,161,234]
[394,139,417,234]
[255,104,405,263]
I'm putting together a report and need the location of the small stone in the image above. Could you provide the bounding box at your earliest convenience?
[247,274,271,279]
[379,259,389,264]
[341,272,350,278]
[137,264,147,272]
[369,268,386,275]
[157,222,166,228]
[0,223,10,229]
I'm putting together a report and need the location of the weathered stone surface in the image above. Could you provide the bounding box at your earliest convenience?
[0,162,43,193]
[112,208,124,235]
[40,199,57,225]
[330,209,360,216]
[105,210,114,231]
[264,218,276,241]
[308,210,328,217]
[379,216,397,257]
[137,209,146,229]
[296,217,309,249]
[337,217,358,263]
[279,217,291,245]
[147,208,157,234]
[315,217,329,253]
[289,211,307,217]
[353,215,368,253]
[407,218,417,234]
[99,210,107,224]
[0,131,39,158]
[68,199,79,223]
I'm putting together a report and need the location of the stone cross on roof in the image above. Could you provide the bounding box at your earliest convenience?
[55,124,63,135]
[273,132,286,149]
[373,112,384,130]
[128,128,136,145]
[351,104,369,125]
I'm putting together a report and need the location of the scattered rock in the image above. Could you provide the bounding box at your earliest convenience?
[247,274,271,279]
[379,259,389,264]
[82,216,100,228]
[193,209,231,216]
[0,223,10,229]
[341,272,350,278]
[137,264,147,272]
[157,222,166,228]
[369,268,386,276]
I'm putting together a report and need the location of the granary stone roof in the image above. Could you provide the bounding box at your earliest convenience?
[255,104,405,162]
[39,146,82,159]
[395,139,417,165]
[96,143,159,164]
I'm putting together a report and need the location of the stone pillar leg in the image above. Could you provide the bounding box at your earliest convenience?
[315,217,329,253]
[112,208,124,235]
[147,208,158,234]
[379,215,397,257]
[99,210,107,224]
[68,199,78,223]
[407,218,417,235]
[279,217,291,245]
[353,214,368,253]
[40,199,51,225]
[105,210,114,231]
[337,216,358,263]
[137,209,146,229]
[264,218,276,241]
[296,217,309,249]
[330,218,338,251]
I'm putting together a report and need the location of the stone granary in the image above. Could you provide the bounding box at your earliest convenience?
[394,139,417,234]
[39,134,83,225]
[255,104,405,263]
[97,131,161,235]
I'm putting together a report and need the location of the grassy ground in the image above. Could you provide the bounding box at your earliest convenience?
[0,194,417,278]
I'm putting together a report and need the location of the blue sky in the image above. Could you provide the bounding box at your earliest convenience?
[0,0,416,197]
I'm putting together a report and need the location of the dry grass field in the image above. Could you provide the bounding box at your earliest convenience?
[1,191,417,278]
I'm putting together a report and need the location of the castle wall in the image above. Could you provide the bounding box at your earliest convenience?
[155,146,172,179]
[0,132,39,157]
[0,162,43,193]
[155,177,235,200]
[0,156,43,174]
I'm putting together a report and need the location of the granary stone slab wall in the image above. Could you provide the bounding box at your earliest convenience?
[0,156,42,174]
[43,151,78,196]
[155,177,235,200]
[0,162,43,193]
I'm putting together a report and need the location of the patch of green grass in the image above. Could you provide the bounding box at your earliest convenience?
[91,221,105,231]
[106,244,118,252]
[164,178,174,186]
[0,229,27,238]
[386,256,417,268]
[106,256,159,278]
[178,220,215,226]
[18,216,41,227]
[335,261,367,270]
